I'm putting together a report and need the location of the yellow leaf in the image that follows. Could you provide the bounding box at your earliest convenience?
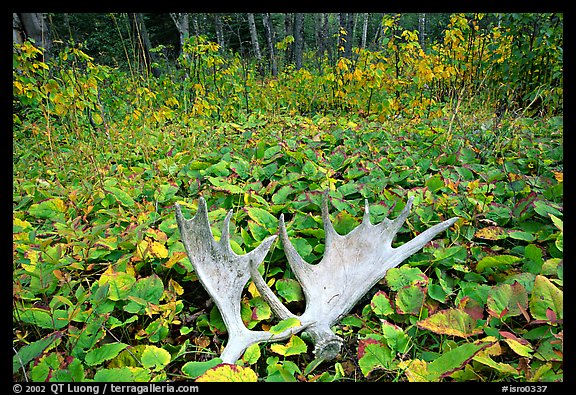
[195,363,258,382]
[474,226,508,240]
[150,241,168,259]
[169,279,184,296]
[553,171,563,182]
[398,359,433,382]
[163,251,187,269]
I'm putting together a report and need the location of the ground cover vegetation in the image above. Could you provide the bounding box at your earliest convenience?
[13,13,562,382]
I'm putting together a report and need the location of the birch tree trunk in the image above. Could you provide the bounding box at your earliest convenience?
[170,13,189,58]
[14,13,52,59]
[294,13,304,70]
[247,13,263,74]
[214,14,226,52]
[130,13,160,78]
[361,13,369,49]
[418,13,426,51]
[262,13,278,76]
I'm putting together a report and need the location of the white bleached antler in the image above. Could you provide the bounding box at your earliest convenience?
[250,191,458,360]
[176,192,458,363]
[174,198,305,364]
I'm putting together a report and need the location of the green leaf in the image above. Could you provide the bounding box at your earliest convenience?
[85,343,129,366]
[141,345,171,371]
[182,358,222,379]
[529,275,563,321]
[358,339,392,376]
[28,198,66,220]
[427,341,494,379]
[106,186,135,208]
[246,206,278,230]
[395,285,426,315]
[156,184,179,203]
[93,367,139,382]
[242,343,261,365]
[270,335,307,357]
[476,254,522,273]
[370,291,394,316]
[269,317,301,335]
[99,270,136,301]
[18,308,69,330]
[275,278,304,302]
[426,175,444,192]
[13,332,61,374]
[124,274,164,313]
[486,282,528,319]
[509,231,535,242]
[385,266,428,291]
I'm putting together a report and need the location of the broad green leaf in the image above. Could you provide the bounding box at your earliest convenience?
[270,335,307,357]
[275,278,304,302]
[427,341,494,379]
[196,363,258,382]
[182,358,222,379]
[269,317,301,335]
[426,175,444,192]
[395,285,426,315]
[28,198,66,220]
[417,309,483,338]
[141,345,171,371]
[242,343,261,365]
[246,206,278,230]
[370,291,394,316]
[93,367,140,382]
[18,308,69,330]
[99,268,136,301]
[509,231,535,242]
[358,339,392,377]
[529,275,563,321]
[156,184,179,203]
[13,332,61,374]
[385,266,428,291]
[108,345,147,368]
[486,282,528,319]
[85,343,129,366]
[106,186,135,208]
[475,254,522,273]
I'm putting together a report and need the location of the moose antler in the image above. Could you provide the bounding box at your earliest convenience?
[249,191,458,360]
[176,193,458,364]
[174,198,305,364]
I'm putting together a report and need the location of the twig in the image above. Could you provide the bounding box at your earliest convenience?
[13,346,29,382]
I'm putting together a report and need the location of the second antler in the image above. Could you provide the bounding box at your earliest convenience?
[176,192,458,363]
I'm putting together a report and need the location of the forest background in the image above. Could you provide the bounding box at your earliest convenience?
[13,12,563,382]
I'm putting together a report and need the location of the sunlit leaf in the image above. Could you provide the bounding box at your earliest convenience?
[195,363,258,382]
[417,309,483,338]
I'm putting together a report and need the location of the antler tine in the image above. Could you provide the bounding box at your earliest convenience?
[176,199,299,364]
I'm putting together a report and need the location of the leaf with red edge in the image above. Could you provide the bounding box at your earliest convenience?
[417,309,483,338]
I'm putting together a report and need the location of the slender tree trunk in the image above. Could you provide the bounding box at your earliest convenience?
[14,13,52,59]
[214,13,226,52]
[262,13,278,76]
[418,13,426,51]
[284,13,294,64]
[338,13,353,58]
[247,13,263,75]
[170,13,189,57]
[294,13,304,70]
[361,13,369,49]
[130,13,160,78]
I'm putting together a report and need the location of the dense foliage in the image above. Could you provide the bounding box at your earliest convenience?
[13,13,562,382]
